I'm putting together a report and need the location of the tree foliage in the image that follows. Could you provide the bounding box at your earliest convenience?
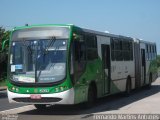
[0,27,10,51]
[0,27,10,81]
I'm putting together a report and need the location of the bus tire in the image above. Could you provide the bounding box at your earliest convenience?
[125,77,131,97]
[146,73,152,89]
[34,104,46,110]
[86,85,96,108]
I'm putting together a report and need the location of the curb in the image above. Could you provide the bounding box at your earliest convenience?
[0,86,7,91]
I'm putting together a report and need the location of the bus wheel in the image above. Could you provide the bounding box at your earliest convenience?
[146,73,152,89]
[125,77,131,96]
[34,104,46,110]
[86,85,96,108]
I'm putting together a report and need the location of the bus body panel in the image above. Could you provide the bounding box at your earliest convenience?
[8,88,75,104]
[7,24,158,106]
[134,39,157,88]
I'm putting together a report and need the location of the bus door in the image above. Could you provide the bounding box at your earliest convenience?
[141,49,146,85]
[101,44,111,94]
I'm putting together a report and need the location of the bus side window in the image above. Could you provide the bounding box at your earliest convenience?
[75,41,86,62]
[74,39,86,79]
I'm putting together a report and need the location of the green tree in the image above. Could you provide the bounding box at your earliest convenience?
[0,27,10,81]
[0,27,10,52]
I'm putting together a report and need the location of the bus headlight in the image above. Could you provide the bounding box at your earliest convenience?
[15,88,19,92]
[54,86,68,93]
[60,86,64,91]
[11,87,15,91]
[55,87,59,92]
[10,86,19,92]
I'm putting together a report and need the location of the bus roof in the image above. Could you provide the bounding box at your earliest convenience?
[13,24,72,31]
[133,38,156,45]
[73,25,133,40]
[12,24,155,44]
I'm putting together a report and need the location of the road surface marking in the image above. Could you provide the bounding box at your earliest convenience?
[0,105,36,114]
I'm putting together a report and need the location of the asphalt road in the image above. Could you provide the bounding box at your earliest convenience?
[0,78,160,120]
[0,90,25,111]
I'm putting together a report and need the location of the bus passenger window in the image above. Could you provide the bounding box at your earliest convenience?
[74,41,86,62]
[74,40,86,79]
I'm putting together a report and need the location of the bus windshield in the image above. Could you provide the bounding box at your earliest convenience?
[10,39,67,83]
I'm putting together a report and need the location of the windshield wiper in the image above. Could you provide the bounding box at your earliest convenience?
[44,36,56,55]
[22,39,32,55]
[36,36,56,82]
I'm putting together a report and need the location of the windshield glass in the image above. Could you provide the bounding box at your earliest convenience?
[10,39,67,83]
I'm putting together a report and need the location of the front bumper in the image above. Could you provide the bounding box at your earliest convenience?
[7,88,74,105]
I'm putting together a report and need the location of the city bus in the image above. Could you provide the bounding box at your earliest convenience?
[7,24,158,109]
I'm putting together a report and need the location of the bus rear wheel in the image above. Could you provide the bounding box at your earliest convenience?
[146,73,152,89]
[34,104,46,110]
[125,77,131,96]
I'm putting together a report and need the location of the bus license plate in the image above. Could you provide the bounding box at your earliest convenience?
[30,95,41,99]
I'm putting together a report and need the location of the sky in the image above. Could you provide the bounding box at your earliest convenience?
[1,0,160,53]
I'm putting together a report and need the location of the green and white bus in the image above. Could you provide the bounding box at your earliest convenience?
[7,24,158,109]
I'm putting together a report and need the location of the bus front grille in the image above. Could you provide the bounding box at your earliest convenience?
[13,97,62,103]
